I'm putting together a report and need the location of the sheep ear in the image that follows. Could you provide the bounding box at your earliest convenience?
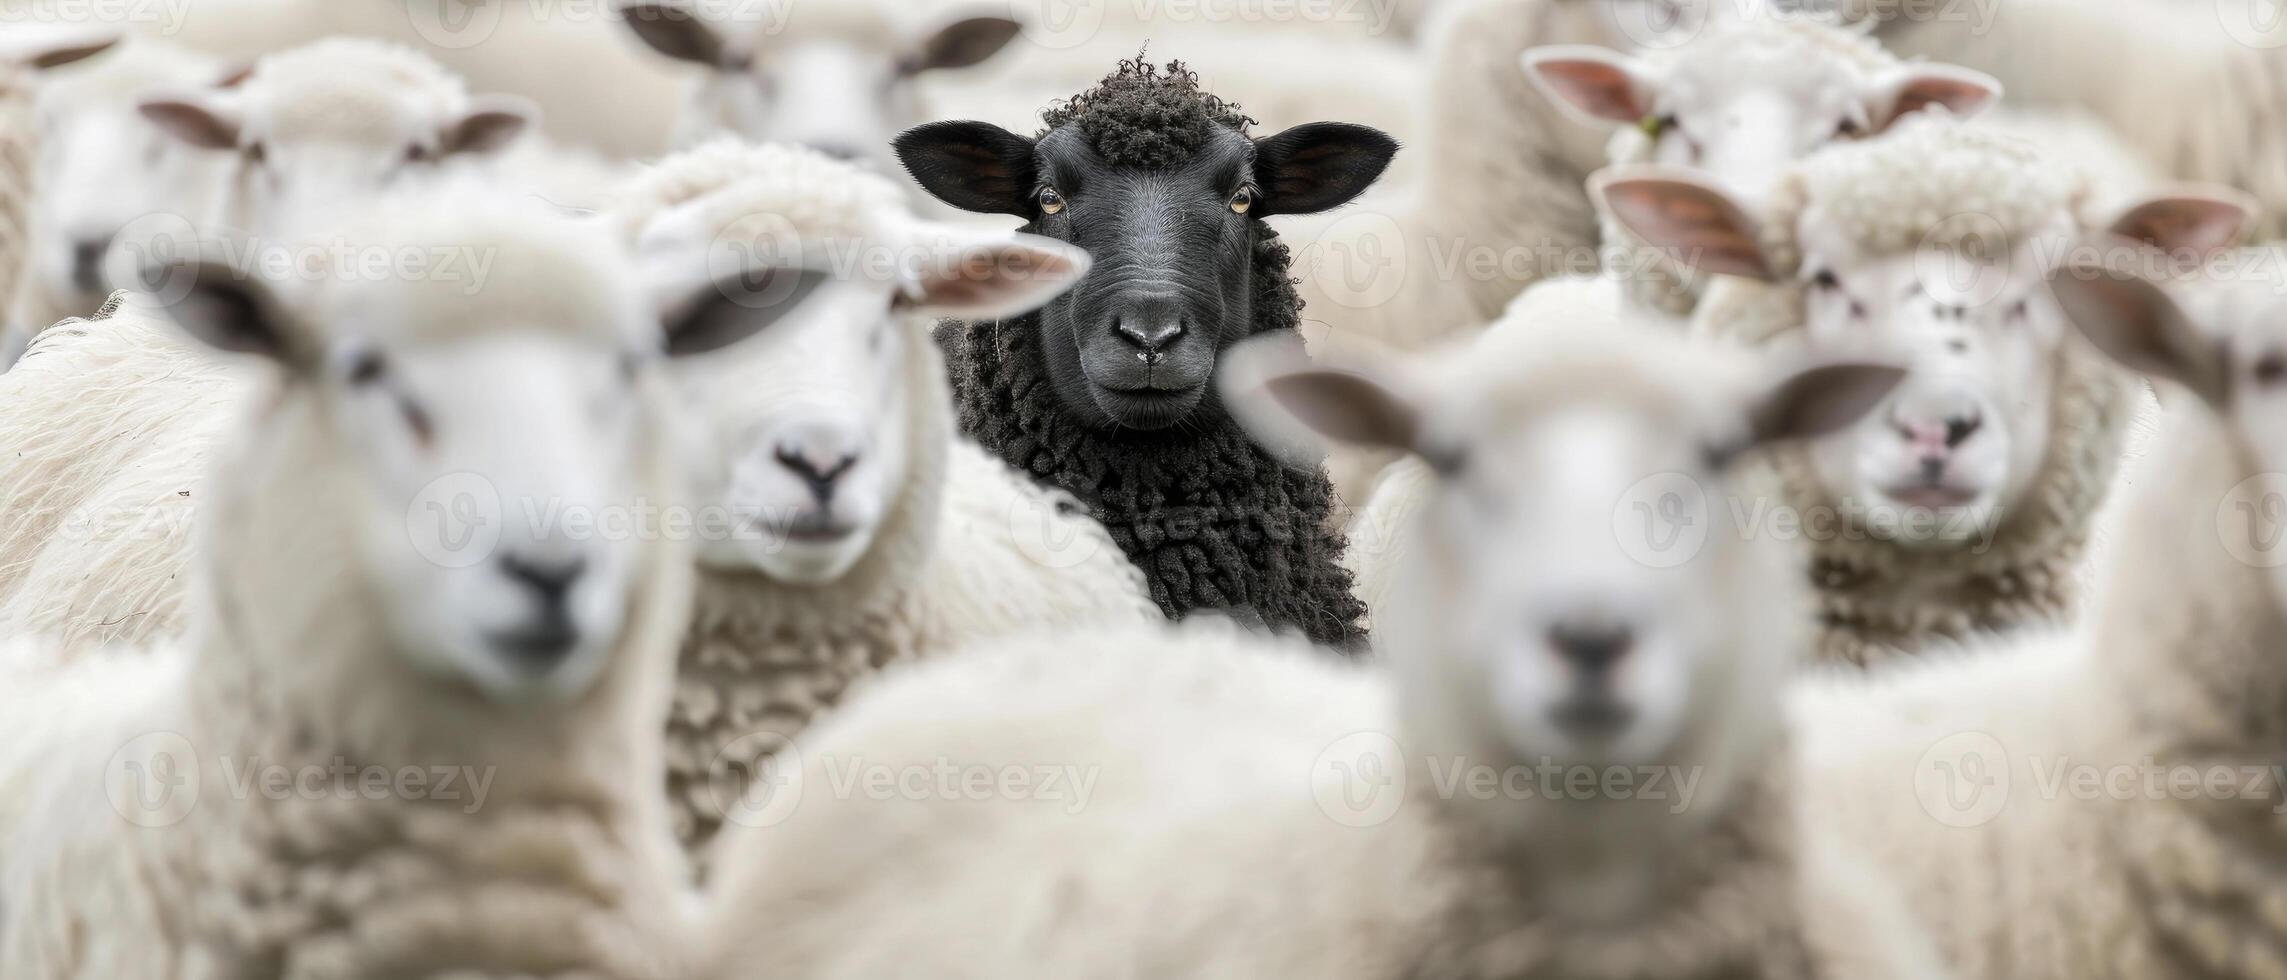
[1593,168,1776,281]
[617,1,735,68]
[903,14,1022,74]
[894,120,1038,217]
[444,94,538,155]
[2105,189,2252,260]
[145,261,309,367]
[1222,333,1423,465]
[1521,45,1659,127]
[1750,361,1907,446]
[1251,123,1399,217]
[895,233,1090,320]
[2050,261,2228,406]
[5,27,120,70]
[139,91,241,151]
[1865,64,2000,131]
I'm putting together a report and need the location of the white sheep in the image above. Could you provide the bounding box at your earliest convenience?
[695,312,1942,979]
[604,138,1160,861]
[4,36,233,366]
[613,0,1023,169]
[0,26,123,367]
[0,183,762,976]
[1596,112,2246,664]
[1841,0,2287,241]
[134,36,541,238]
[1792,244,2287,978]
[1522,16,1999,328]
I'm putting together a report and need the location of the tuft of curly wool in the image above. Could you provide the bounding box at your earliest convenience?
[1038,56,1257,168]
[1695,113,2131,664]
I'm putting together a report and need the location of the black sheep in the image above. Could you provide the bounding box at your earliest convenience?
[896,58,1395,649]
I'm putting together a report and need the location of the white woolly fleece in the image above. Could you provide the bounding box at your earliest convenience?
[1695,113,2133,665]
[1795,394,2287,978]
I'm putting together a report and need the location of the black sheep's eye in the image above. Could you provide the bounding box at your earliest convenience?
[1038,187,1066,216]
[1229,187,1255,215]
[2255,351,2287,386]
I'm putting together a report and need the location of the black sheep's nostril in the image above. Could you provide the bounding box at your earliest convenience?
[500,553,586,606]
[1944,413,1982,448]
[1548,621,1633,674]
[1114,318,1185,353]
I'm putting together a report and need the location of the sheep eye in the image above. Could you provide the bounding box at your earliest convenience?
[404,143,434,164]
[1229,187,1255,215]
[1702,438,1745,472]
[1810,269,1840,290]
[346,350,388,386]
[1038,187,1066,216]
[1835,118,1863,139]
[2254,351,2287,386]
[245,141,267,164]
[2008,299,2031,321]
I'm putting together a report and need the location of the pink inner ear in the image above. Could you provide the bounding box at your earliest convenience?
[139,99,239,151]
[908,245,1080,311]
[2109,198,2250,258]
[1600,179,1775,282]
[1533,60,1650,123]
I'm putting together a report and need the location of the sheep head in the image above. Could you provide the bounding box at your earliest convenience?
[616,0,1020,170]
[1227,314,1900,774]
[896,59,1396,431]
[136,188,776,707]
[1525,19,1998,211]
[623,143,1088,584]
[137,39,534,235]
[1600,115,2249,553]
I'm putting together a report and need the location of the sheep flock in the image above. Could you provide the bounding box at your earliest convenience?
[5,1,2287,977]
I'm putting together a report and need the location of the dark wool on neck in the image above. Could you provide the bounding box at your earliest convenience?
[940,229,1367,649]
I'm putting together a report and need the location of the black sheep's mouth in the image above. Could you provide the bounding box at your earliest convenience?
[1089,382,1208,430]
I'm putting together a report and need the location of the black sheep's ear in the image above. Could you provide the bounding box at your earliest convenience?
[1250,122,1399,217]
[894,120,1038,217]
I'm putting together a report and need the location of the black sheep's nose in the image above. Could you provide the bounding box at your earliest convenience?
[500,553,586,608]
[70,238,109,293]
[1548,620,1633,675]
[1114,312,1186,356]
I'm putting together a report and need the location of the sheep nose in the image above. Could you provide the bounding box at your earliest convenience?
[70,237,109,293]
[1547,619,1633,676]
[773,427,862,504]
[499,552,586,609]
[1112,293,1187,358]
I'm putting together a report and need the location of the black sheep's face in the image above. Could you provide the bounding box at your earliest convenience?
[896,118,1397,430]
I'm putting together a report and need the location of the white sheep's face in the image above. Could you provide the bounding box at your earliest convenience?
[138,85,533,235]
[618,5,1022,174]
[672,266,916,584]
[329,331,654,704]
[633,185,1090,587]
[1524,40,1997,210]
[1793,219,2075,548]
[31,93,221,313]
[1231,330,1901,769]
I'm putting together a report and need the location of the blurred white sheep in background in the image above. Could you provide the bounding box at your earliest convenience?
[0,25,123,367]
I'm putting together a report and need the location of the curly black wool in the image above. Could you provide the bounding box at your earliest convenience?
[941,61,1368,651]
